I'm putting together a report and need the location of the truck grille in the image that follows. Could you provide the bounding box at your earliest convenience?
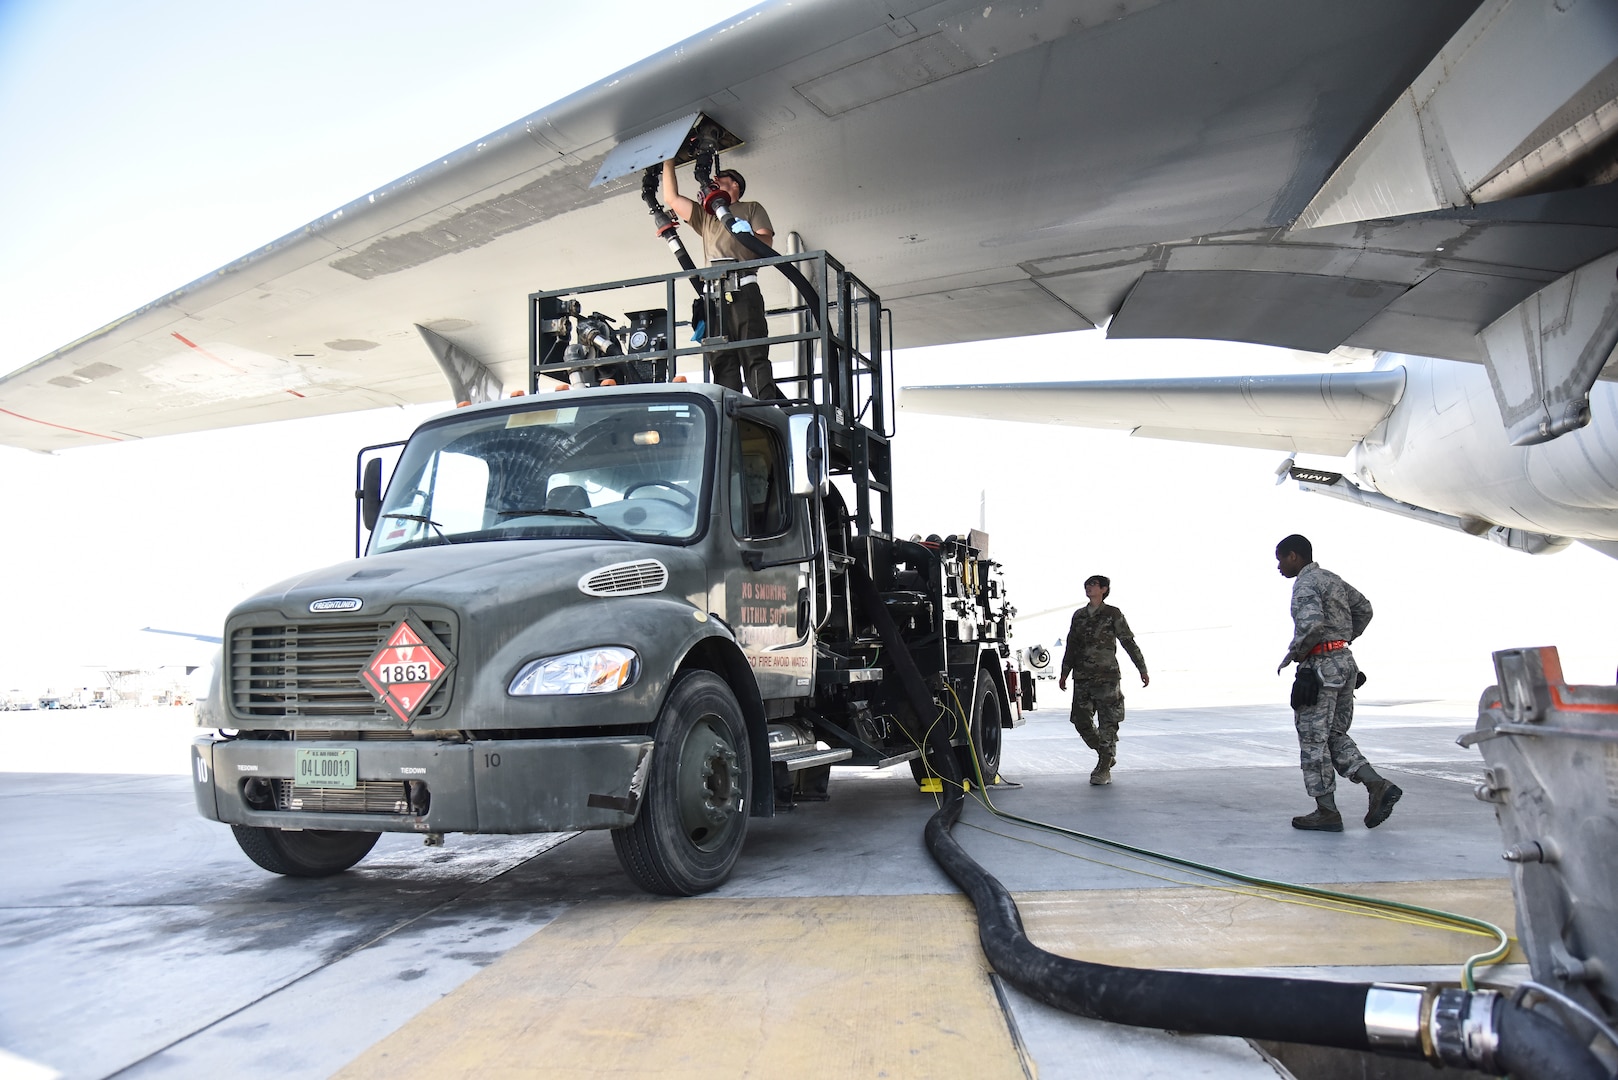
[228,614,456,722]
[273,779,413,814]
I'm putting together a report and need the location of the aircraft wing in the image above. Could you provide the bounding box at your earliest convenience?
[141,627,225,646]
[900,369,1407,455]
[6,0,1616,452]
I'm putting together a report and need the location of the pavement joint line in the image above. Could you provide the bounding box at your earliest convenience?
[989,972,1038,1080]
[98,833,582,1079]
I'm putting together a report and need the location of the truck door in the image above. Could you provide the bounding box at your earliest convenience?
[726,414,814,700]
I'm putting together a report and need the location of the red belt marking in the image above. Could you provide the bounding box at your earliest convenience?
[171,332,306,398]
[0,406,122,442]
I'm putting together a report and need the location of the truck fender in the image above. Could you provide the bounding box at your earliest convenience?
[950,650,1013,735]
[977,652,1015,728]
[670,625,774,819]
[194,649,226,729]
[491,596,739,727]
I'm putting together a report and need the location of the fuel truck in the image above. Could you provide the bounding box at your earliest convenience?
[190,248,1029,895]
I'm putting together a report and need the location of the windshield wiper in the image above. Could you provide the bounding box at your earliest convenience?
[382,512,453,544]
[494,507,637,542]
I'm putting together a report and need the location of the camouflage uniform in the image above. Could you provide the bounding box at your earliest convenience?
[1060,604,1147,769]
[1285,563,1373,798]
[681,199,782,399]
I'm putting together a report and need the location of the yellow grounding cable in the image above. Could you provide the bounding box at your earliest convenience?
[906,685,1511,991]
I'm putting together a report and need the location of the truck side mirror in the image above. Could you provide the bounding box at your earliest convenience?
[788,413,826,496]
[361,457,383,532]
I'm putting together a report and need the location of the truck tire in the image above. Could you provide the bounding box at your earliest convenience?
[958,675,1004,786]
[612,671,751,895]
[230,825,380,877]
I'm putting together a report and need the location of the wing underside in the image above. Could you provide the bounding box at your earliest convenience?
[899,369,1408,456]
[4,0,1615,452]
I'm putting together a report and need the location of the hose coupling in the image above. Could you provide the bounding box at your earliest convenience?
[1430,987,1501,1073]
[1363,983,1426,1056]
[701,185,733,219]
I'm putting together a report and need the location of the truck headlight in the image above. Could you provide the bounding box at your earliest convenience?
[508,647,640,696]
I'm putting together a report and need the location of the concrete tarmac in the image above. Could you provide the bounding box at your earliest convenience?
[0,695,1517,1079]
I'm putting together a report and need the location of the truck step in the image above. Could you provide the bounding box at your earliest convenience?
[770,746,855,772]
[816,667,883,685]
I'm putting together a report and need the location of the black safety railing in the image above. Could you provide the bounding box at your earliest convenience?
[526,250,895,537]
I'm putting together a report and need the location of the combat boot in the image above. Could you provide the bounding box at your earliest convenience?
[1291,807,1343,831]
[1364,778,1403,829]
[1089,763,1111,786]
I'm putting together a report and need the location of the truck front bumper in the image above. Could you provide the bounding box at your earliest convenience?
[191,734,653,834]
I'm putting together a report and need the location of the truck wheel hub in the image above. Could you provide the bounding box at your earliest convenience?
[678,719,740,843]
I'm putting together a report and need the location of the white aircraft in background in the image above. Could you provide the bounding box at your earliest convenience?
[140,628,223,646]
[904,348,1618,559]
[0,0,1614,571]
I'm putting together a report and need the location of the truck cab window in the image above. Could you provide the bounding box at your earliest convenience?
[431,452,491,534]
[369,399,710,552]
[730,419,788,539]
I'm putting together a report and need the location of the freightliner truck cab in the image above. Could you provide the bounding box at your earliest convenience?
[192,250,1026,895]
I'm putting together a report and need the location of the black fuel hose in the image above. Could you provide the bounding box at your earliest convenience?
[642,166,702,295]
[728,229,820,325]
[656,209,701,279]
[1495,996,1610,1080]
[924,783,1615,1077]
[852,559,1375,1049]
[923,789,1375,1049]
[854,563,1604,1071]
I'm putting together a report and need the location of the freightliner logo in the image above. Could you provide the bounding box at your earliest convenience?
[309,597,363,613]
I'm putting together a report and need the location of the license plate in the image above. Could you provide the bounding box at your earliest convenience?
[294,748,357,789]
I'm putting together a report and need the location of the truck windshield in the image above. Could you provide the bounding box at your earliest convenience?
[369,398,710,553]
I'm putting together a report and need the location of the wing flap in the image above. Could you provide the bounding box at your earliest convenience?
[899,369,1407,456]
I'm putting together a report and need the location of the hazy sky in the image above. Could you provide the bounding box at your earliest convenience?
[1,0,1613,705]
